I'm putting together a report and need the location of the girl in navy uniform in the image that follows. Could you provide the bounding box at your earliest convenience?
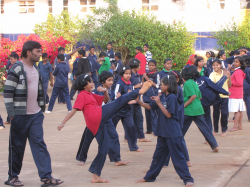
[58,74,153,183]
[76,71,129,167]
[158,58,172,80]
[136,75,194,187]
[194,56,209,77]
[181,66,219,152]
[164,70,191,167]
[142,59,160,134]
[112,66,143,151]
[129,58,151,142]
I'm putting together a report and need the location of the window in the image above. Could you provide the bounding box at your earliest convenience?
[219,0,225,9]
[240,0,250,9]
[1,0,4,14]
[19,1,35,13]
[142,0,159,11]
[80,0,96,13]
[63,0,68,11]
[172,0,185,11]
[48,0,52,13]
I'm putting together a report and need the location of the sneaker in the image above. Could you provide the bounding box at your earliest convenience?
[45,111,52,114]
[0,126,5,130]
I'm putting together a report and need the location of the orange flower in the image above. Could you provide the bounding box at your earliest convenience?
[174,63,177,66]
[224,42,228,45]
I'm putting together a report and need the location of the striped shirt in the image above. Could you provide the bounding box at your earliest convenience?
[4,61,45,117]
[145,51,152,71]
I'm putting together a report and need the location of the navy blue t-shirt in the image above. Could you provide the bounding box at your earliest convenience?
[53,62,70,87]
[106,49,115,62]
[92,87,115,103]
[158,70,171,80]
[114,79,133,116]
[130,71,141,89]
[38,61,53,82]
[176,85,184,128]
[143,72,160,103]
[149,93,182,138]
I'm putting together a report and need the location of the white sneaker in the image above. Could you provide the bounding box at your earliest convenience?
[45,111,52,114]
[0,126,5,130]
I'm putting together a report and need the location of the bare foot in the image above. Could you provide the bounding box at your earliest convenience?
[238,126,243,130]
[213,147,219,153]
[91,174,110,183]
[187,161,192,167]
[221,132,226,137]
[136,179,146,183]
[124,139,128,143]
[135,149,144,152]
[115,161,130,166]
[213,131,218,136]
[186,182,194,186]
[139,138,152,142]
[204,141,209,145]
[228,118,234,122]
[228,128,238,132]
[139,80,153,95]
[77,161,85,166]
[3,122,10,125]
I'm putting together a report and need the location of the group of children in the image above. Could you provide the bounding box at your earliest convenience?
[2,44,250,187]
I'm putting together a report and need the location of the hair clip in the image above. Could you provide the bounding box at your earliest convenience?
[84,75,88,78]
[123,67,126,70]
[168,75,169,79]
[134,61,137,64]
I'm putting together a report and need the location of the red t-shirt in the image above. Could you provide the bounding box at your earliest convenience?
[135,52,147,75]
[73,90,104,135]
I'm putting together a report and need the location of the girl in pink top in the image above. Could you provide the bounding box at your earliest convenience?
[228,57,246,131]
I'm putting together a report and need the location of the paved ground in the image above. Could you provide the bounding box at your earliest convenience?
[0,84,250,187]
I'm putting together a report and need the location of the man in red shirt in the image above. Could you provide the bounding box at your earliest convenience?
[135,47,147,81]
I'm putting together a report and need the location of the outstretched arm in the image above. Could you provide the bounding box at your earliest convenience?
[58,109,78,131]
[135,96,151,110]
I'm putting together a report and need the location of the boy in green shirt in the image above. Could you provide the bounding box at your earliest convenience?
[97,52,111,74]
[181,66,219,152]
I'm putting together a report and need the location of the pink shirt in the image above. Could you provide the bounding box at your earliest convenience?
[229,68,246,99]
[22,62,41,114]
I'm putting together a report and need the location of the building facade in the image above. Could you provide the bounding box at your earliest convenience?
[0,0,249,51]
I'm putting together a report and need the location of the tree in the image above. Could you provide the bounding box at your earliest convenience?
[34,11,84,52]
[213,12,250,55]
[79,0,196,70]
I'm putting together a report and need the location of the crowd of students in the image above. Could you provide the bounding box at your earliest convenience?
[1,41,250,187]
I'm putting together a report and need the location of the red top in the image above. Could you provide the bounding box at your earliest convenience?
[229,68,246,99]
[135,52,147,75]
[73,90,104,135]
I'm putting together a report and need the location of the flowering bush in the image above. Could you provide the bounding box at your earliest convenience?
[0,32,69,66]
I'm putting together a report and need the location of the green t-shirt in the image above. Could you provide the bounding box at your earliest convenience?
[99,57,111,74]
[183,79,204,116]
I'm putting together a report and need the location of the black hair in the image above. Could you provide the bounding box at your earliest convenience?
[42,53,48,58]
[161,75,178,94]
[168,70,183,85]
[190,65,201,79]
[99,52,107,57]
[216,50,225,59]
[99,71,113,84]
[229,50,235,56]
[107,42,112,46]
[181,65,200,81]
[129,58,140,69]
[115,52,121,59]
[11,51,17,55]
[119,65,131,77]
[210,51,215,58]
[243,55,250,67]
[143,44,149,48]
[78,49,85,56]
[73,74,92,91]
[21,41,42,58]
[194,56,204,67]
[246,48,250,52]
[148,59,157,66]
[10,53,19,60]
[90,46,95,50]
[57,54,64,61]
[164,58,172,64]
[234,56,246,70]
[58,47,65,53]
[235,50,240,55]
[136,46,142,52]
[212,59,222,65]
